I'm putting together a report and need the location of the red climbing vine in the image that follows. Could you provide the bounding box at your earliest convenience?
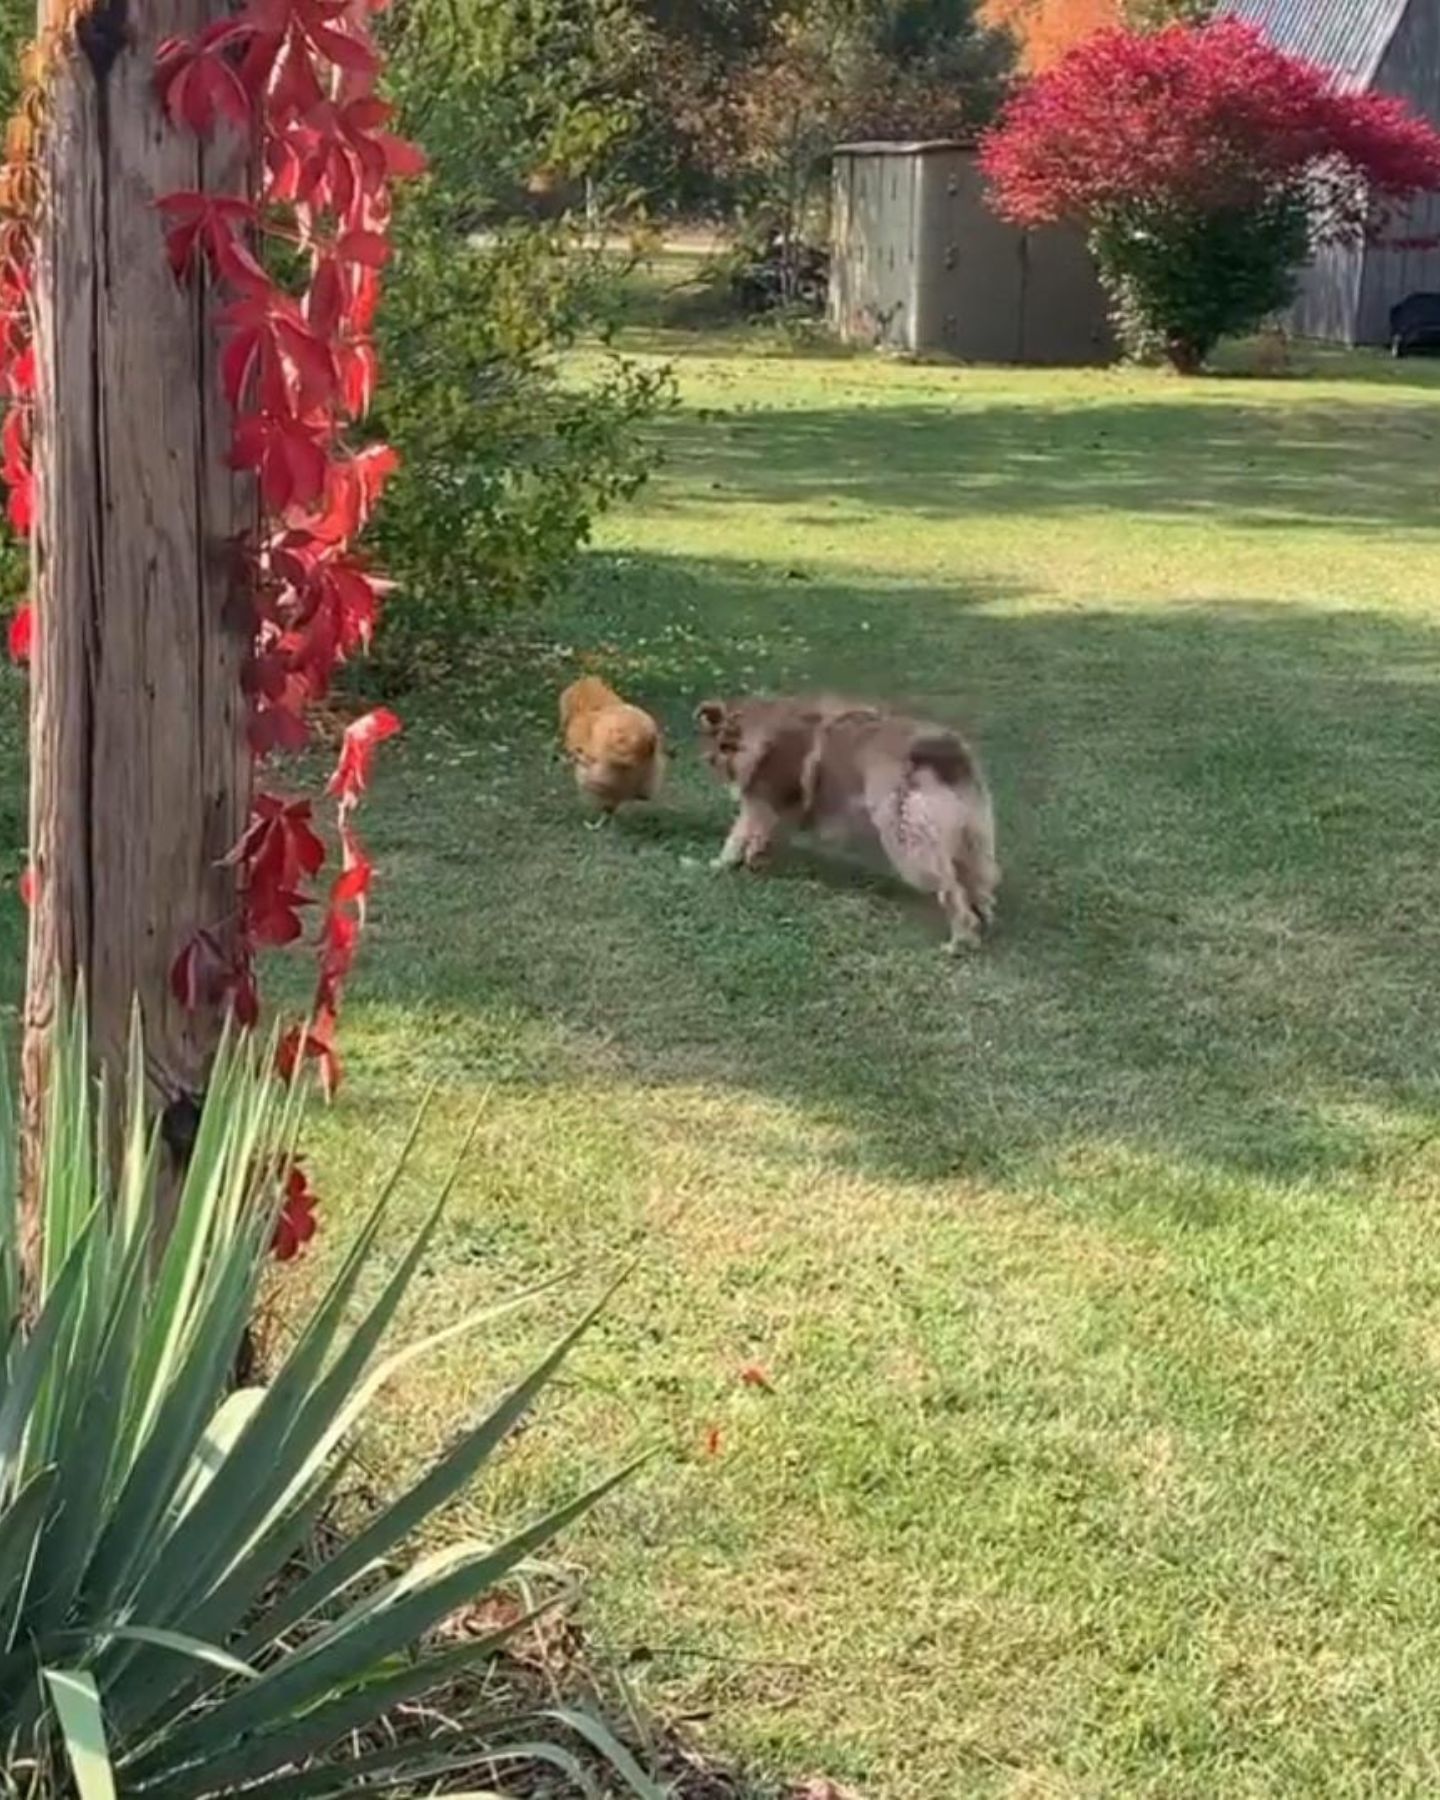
[156,0,423,1098]
[0,0,423,1153]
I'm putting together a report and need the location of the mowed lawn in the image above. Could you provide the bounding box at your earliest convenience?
[13,275,1440,1794]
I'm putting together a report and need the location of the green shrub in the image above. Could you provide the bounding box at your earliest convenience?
[371,208,672,688]
[1090,195,1310,370]
[1,1007,655,1798]
[366,0,674,689]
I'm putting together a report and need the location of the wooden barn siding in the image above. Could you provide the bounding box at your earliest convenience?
[1357,1,1440,344]
[1293,242,1366,345]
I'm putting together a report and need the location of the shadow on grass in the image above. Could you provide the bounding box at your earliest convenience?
[359,546,1440,1201]
[649,393,1440,533]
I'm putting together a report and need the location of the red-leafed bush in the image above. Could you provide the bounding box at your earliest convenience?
[981,19,1440,369]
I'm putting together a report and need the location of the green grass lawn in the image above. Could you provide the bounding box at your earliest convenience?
[13,272,1440,1795]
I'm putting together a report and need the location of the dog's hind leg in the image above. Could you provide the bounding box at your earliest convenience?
[939,880,984,953]
[951,823,999,936]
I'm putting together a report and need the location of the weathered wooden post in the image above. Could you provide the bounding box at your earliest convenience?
[23,0,253,1208]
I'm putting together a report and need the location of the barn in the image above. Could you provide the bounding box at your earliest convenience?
[1226,0,1440,346]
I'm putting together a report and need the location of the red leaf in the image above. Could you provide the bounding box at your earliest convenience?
[310,23,378,74]
[305,256,346,337]
[275,316,338,411]
[702,1424,722,1458]
[232,413,330,511]
[6,473,32,535]
[277,1017,341,1097]
[739,1364,772,1391]
[270,35,327,125]
[379,132,427,179]
[335,229,390,268]
[7,342,34,398]
[170,929,229,1010]
[157,36,253,136]
[231,962,260,1029]
[344,96,393,131]
[327,706,400,805]
[8,603,31,664]
[18,864,35,908]
[337,339,378,417]
[271,1158,320,1260]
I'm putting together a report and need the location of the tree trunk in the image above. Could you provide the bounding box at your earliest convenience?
[23,0,253,1226]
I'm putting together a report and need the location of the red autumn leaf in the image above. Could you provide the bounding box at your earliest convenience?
[334,229,390,268]
[337,339,378,417]
[170,928,231,1011]
[249,888,311,947]
[18,864,35,908]
[231,960,260,1029]
[159,192,268,289]
[310,23,377,75]
[327,705,400,805]
[379,132,427,179]
[8,603,31,664]
[739,1364,773,1391]
[277,1016,341,1097]
[702,1424,722,1458]
[156,27,254,135]
[232,412,331,511]
[298,443,399,544]
[349,265,382,333]
[331,826,374,907]
[3,404,30,501]
[271,1158,320,1260]
[219,291,337,417]
[268,32,329,125]
[6,473,33,536]
[305,255,346,337]
[230,792,327,892]
[6,341,34,398]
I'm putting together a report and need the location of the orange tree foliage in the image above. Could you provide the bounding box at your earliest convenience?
[983,0,1120,70]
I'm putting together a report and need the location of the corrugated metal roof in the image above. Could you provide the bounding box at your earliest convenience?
[1223,0,1409,91]
[833,140,978,157]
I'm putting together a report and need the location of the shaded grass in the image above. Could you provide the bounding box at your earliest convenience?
[12,288,1440,1793]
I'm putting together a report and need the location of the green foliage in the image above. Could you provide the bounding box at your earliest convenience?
[620,0,1015,217]
[371,209,672,684]
[712,0,1013,290]
[1124,0,1215,25]
[366,0,673,685]
[1090,193,1310,370]
[384,0,649,220]
[0,0,25,121]
[0,1005,651,1797]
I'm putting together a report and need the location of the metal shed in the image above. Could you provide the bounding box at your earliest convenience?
[829,141,1114,364]
[1226,0,1440,346]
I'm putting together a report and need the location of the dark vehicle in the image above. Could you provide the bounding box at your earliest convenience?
[1389,292,1440,357]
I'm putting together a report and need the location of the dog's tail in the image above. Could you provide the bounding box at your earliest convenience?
[907,730,975,787]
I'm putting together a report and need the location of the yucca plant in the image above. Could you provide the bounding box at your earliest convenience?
[0,1005,655,1799]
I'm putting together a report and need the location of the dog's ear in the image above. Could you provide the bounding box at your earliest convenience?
[695,699,727,733]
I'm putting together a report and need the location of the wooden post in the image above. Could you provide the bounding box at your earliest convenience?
[23,0,253,1215]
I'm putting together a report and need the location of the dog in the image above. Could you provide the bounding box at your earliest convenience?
[695,695,998,950]
[559,676,665,822]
